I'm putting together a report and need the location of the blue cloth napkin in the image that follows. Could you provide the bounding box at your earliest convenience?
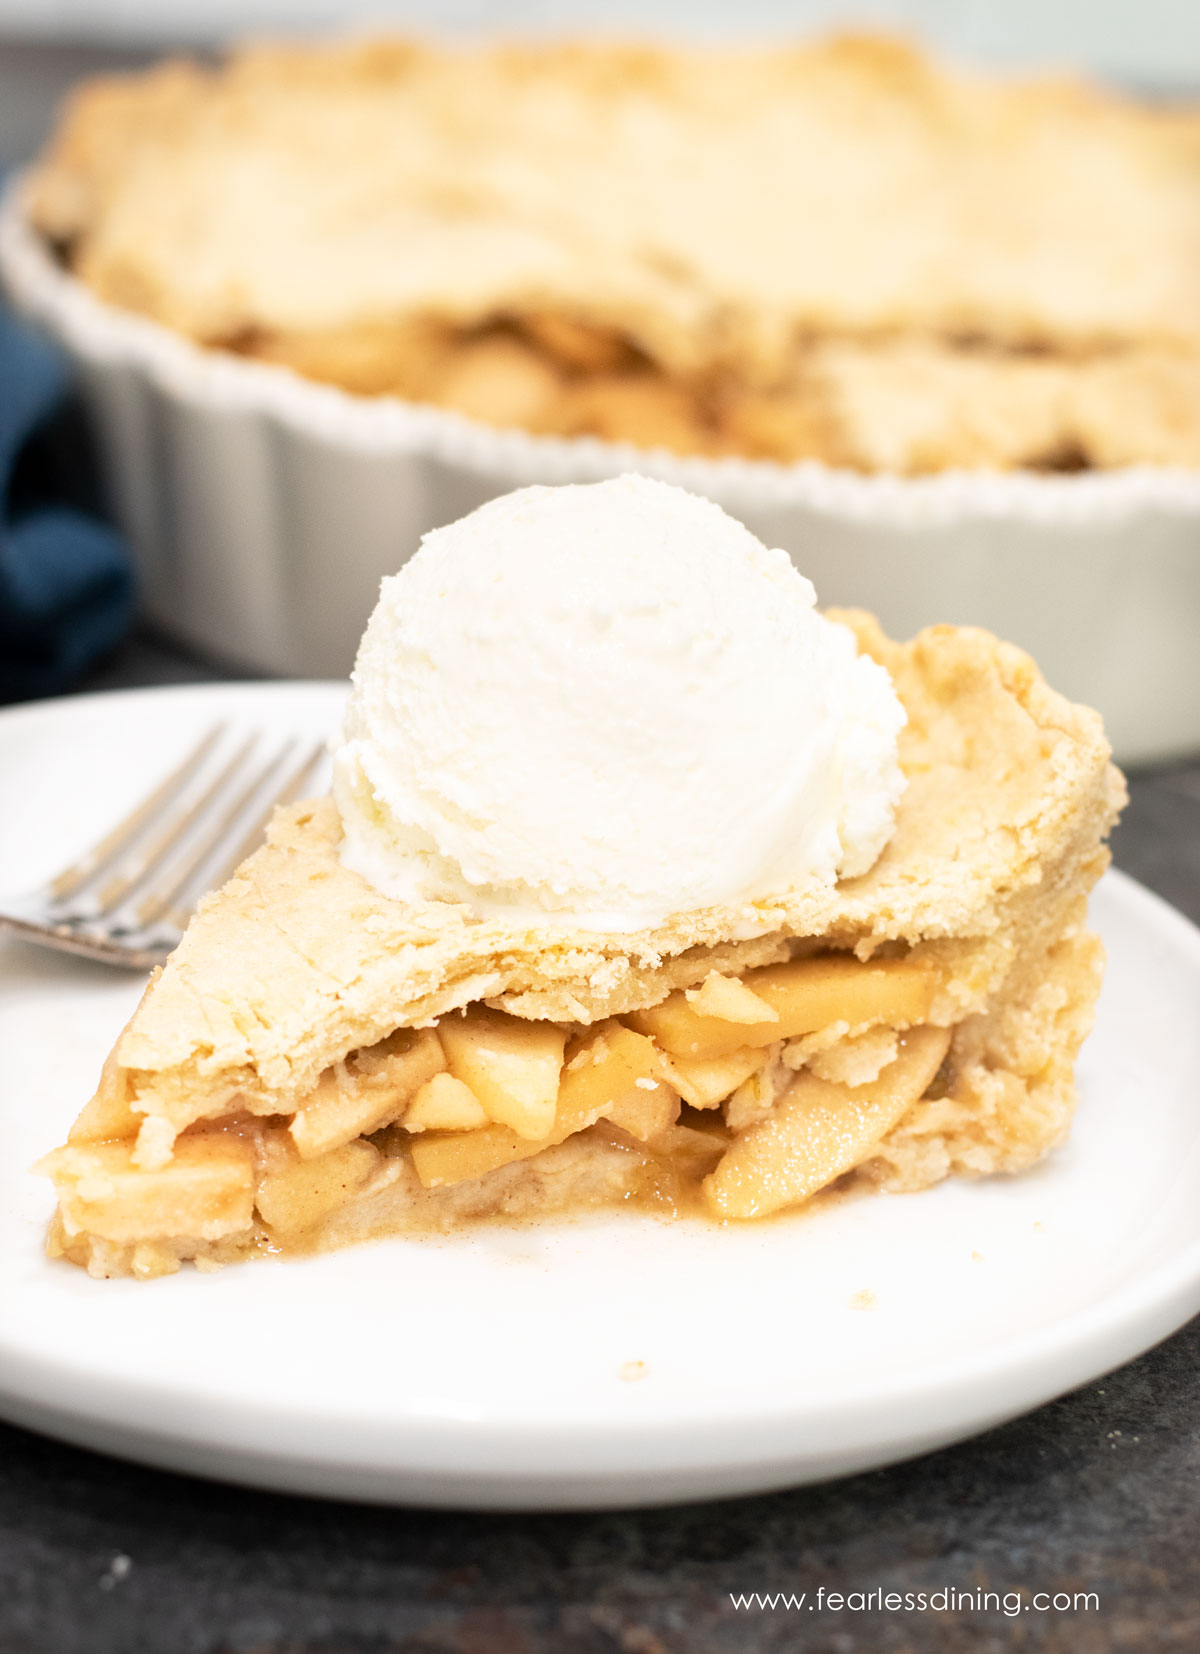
[0,299,136,701]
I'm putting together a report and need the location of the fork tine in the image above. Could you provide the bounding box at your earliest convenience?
[48,723,226,903]
[87,732,260,919]
[199,738,327,891]
[131,737,317,930]
[153,738,328,937]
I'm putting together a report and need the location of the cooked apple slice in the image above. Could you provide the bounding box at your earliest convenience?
[606,1071,680,1143]
[437,1007,566,1139]
[290,1027,446,1159]
[704,1024,951,1220]
[404,1072,491,1133]
[410,1022,672,1188]
[256,1138,384,1241]
[655,1046,768,1109]
[629,954,939,1059]
[558,1023,676,1140]
[686,972,778,1024]
[37,1133,254,1243]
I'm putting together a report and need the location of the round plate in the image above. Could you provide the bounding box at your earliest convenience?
[1,683,1199,1510]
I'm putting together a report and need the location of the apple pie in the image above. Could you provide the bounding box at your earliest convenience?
[25,35,1200,474]
[37,613,1124,1278]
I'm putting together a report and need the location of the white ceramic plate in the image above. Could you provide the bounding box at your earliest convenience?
[2,683,1199,1511]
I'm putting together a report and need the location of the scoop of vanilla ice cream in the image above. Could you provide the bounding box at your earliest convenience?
[333,475,906,931]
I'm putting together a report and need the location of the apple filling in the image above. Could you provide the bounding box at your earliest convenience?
[42,949,959,1269]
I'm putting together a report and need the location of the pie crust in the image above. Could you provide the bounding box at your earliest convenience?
[26,35,1200,473]
[37,614,1125,1277]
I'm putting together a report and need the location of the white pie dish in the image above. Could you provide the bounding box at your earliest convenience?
[2,680,1200,1510]
[4,173,1200,766]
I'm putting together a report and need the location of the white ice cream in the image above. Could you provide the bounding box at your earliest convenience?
[333,476,906,931]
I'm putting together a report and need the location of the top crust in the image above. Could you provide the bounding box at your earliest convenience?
[27,35,1200,472]
[29,36,1200,357]
[92,615,1123,1136]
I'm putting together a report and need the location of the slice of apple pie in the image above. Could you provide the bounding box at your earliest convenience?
[38,612,1123,1278]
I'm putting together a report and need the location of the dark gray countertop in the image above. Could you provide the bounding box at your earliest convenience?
[4,35,1200,1654]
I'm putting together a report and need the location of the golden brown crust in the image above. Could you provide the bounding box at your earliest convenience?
[76,617,1122,1145]
[27,35,1200,472]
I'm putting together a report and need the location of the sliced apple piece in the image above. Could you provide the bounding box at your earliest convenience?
[437,1007,565,1140]
[290,1026,446,1159]
[38,1133,254,1243]
[606,1073,680,1143]
[558,1023,675,1137]
[410,1022,671,1188]
[656,1046,768,1109]
[409,1120,540,1191]
[256,1138,383,1241]
[404,1072,490,1133]
[629,954,939,1059]
[685,972,778,1024]
[704,1024,951,1220]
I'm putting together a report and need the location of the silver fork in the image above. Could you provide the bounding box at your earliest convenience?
[0,725,328,969]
